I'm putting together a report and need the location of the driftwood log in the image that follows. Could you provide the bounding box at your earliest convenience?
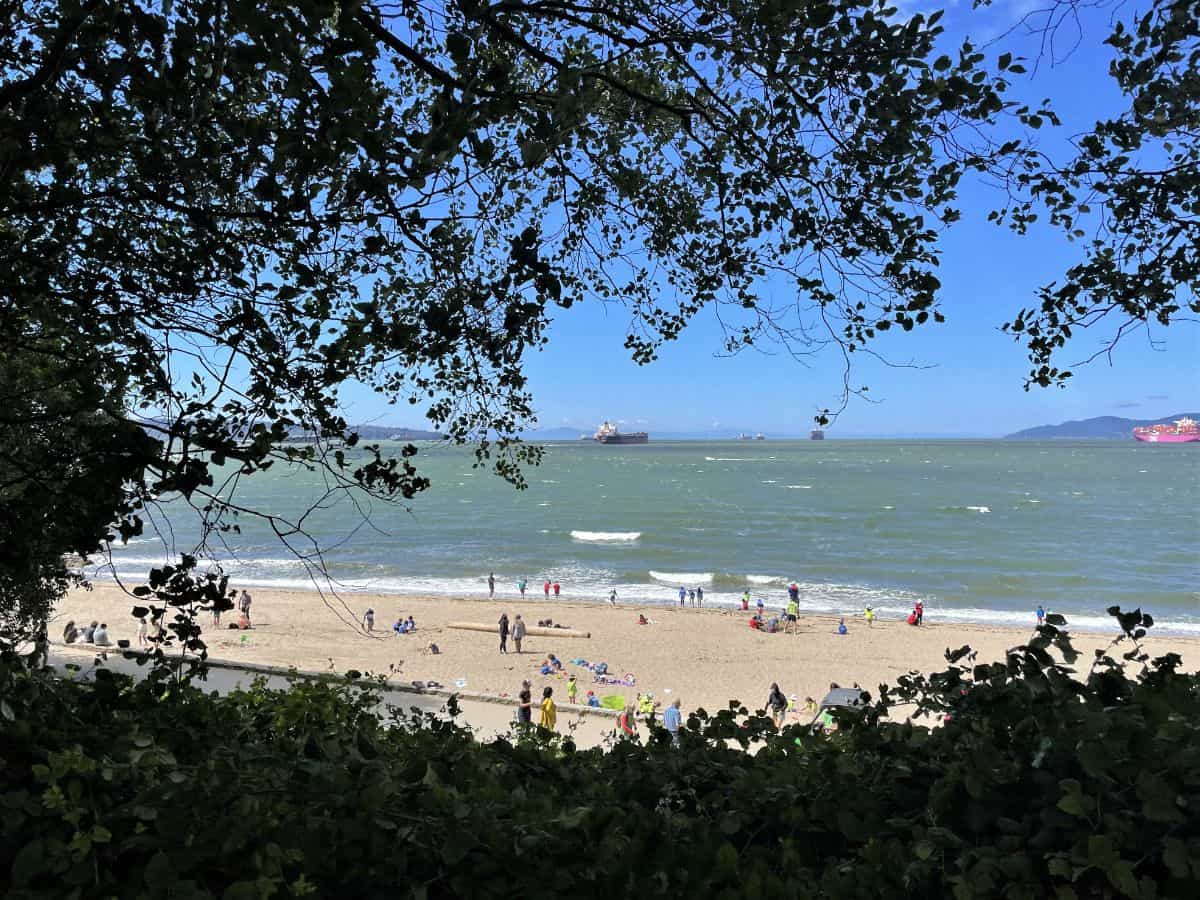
[447,621,591,639]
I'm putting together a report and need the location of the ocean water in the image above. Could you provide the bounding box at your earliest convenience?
[95,440,1200,634]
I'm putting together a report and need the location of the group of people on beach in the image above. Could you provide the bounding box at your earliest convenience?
[678,585,704,607]
[62,619,112,647]
[361,608,417,635]
[497,612,526,653]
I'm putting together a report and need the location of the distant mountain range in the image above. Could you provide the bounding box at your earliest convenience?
[1005,413,1198,440]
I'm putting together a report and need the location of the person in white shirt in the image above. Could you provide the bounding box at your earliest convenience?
[92,623,111,647]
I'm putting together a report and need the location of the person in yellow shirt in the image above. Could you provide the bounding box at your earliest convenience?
[566,674,578,704]
[539,686,557,731]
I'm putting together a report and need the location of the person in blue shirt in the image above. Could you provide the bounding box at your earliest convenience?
[836,618,848,635]
[679,585,686,605]
[1036,604,1045,627]
[662,698,682,746]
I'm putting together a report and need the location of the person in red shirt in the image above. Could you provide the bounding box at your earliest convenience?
[543,579,551,598]
[617,704,637,738]
[552,582,560,598]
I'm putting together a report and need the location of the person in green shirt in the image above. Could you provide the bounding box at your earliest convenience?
[786,598,799,634]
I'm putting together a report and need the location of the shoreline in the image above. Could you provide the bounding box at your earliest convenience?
[56,583,1200,719]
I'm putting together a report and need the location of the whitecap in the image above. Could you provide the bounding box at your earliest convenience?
[746,575,780,585]
[786,484,813,489]
[570,530,640,543]
[762,480,778,484]
[649,570,713,584]
[966,506,991,513]
[881,505,894,510]
[538,501,551,506]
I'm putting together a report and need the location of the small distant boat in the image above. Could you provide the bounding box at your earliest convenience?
[1132,417,1199,443]
[593,421,648,444]
[810,429,825,440]
[737,433,751,440]
[754,433,765,440]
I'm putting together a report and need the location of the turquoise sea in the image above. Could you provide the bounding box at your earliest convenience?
[97,440,1200,634]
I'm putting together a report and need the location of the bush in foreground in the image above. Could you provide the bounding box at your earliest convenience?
[2,610,1199,899]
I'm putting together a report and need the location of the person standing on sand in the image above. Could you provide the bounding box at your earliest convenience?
[488,572,495,598]
[663,698,682,746]
[688,588,695,607]
[786,597,799,633]
[696,586,703,607]
[1036,604,1045,627]
[864,606,875,628]
[498,612,510,653]
[914,599,924,626]
[553,581,560,598]
[518,578,527,597]
[679,586,686,605]
[539,686,557,731]
[766,682,787,729]
[543,579,551,599]
[517,680,533,726]
[362,608,375,633]
[617,704,637,738]
[239,590,253,625]
[609,589,617,606]
[512,614,526,653]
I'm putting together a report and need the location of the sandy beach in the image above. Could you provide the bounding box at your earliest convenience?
[53,583,1200,720]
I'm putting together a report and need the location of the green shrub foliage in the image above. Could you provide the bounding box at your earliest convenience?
[2,609,1198,898]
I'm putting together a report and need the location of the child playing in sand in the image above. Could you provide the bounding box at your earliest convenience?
[836,618,848,635]
[864,606,875,627]
[566,674,578,704]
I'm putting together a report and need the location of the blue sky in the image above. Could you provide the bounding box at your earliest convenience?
[343,0,1197,438]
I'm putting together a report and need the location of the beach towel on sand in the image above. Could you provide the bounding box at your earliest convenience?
[600,695,626,710]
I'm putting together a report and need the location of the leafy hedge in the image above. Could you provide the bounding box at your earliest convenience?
[2,609,1199,899]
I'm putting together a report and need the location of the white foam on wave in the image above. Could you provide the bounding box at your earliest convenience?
[705,457,755,462]
[762,480,778,484]
[649,570,713,584]
[1024,499,1041,504]
[746,574,780,585]
[786,484,812,489]
[538,501,552,507]
[570,530,640,543]
[966,506,991,513]
[881,505,894,510]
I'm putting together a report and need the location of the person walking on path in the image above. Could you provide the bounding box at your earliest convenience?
[498,612,510,653]
[362,608,375,633]
[696,586,703,607]
[766,682,787,729]
[488,572,495,598]
[663,698,682,746]
[517,680,533,726]
[512,614,526,653]
[539,686,557,731]
[518,578,527,597]
[239,590,253,625]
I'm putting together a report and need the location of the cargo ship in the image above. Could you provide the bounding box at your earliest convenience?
[593,421,648,444]
[1132,417,1199,443]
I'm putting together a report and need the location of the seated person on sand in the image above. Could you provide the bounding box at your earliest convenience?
[637,614,649,625]
[393,618,410,635]
[836,618,848,635]
[82,620,99,643]
[766,617,780,633]
[62,620,79,644]
[237,611,251,629]
[749,614,762,630]
[92,623,112,647]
